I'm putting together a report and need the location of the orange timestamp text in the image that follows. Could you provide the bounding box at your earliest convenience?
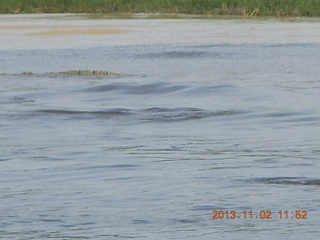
[212,210,308,220]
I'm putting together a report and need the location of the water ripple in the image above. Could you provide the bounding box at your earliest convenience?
[34,107,242,122]
[136,50,209,59]
[36,108,134,118]
[141,108,241,122]
[85,82,187,95]
[253,177,320,186]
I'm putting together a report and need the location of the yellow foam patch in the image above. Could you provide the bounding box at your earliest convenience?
[26,28,126,35]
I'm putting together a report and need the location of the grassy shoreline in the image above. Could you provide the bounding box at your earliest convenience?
[1,0,320,17]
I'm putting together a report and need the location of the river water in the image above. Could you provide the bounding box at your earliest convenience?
[1,14,320,239]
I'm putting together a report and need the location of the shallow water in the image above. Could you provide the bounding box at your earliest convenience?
[1,14,320,239]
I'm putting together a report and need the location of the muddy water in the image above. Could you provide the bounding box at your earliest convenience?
[1,14,320,240]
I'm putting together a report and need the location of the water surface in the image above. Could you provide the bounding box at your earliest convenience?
[1,14,320,240]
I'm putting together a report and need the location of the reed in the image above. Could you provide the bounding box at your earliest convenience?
[1,0,320,16]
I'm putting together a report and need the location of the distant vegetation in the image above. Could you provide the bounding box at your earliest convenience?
[1,0,320,17]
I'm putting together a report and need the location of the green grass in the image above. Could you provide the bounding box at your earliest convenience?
[1,0,320,16]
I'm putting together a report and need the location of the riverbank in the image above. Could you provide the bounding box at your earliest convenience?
[1,0,320,17]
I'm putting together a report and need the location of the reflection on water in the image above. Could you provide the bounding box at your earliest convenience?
[1,15,320,240]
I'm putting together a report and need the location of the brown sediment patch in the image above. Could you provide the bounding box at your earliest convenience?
[25,28,126,36]
[0,25,46,30]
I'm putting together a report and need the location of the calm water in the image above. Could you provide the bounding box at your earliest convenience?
[1,14,320,239]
